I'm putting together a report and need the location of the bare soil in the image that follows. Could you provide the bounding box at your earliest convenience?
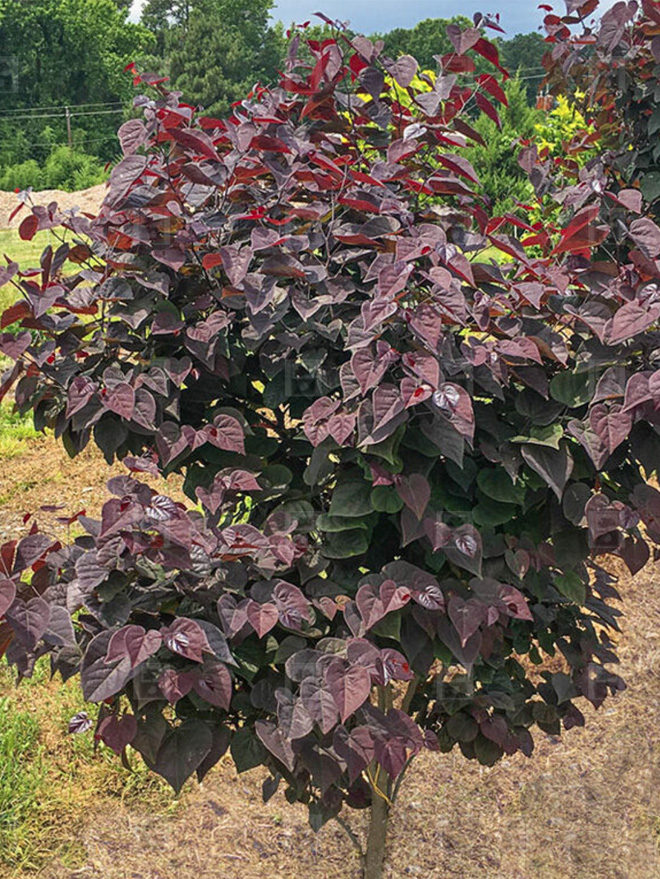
[0,185,106,229]
[0,431,657,879]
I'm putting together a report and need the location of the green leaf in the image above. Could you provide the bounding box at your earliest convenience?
[317,513,370,532]
[641,170,660,203]
[303,440,336,487]
[231,727,267,773]
[446,712,479,742]
[364,424,405,467]
[476,469,526,504]
[245,433,279,457]
[474,495,517,527]
[445,458,478,492]
[515,390,564,425]
[511,423,563,449]
[274,499,317,532]
[521,444,574,501]
[329,481,374,518]
[370,485,404,513]
[420,415,464,467]
[152,720,213,794]
[549,370,594,407]
[473,734,503,766]
[554,571,586,605]
[322,529,369,558]
[371,609,402,640]
[261,464,293,487]
[94,416,128,464]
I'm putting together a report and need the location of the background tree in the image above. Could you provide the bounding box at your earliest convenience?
[168,0,285,115]
[0,0,153,176]
[499,32,546,102]
[469,77,540,214]
[377,16,472,69]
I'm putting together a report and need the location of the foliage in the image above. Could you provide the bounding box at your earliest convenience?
[542,0,660,214]
[498,32,547,102]
[378,16,473,70]
[469,77,540,215]
[533,95,595,160]
[1,13,659,873]
[0,0,153,167]
[140,0,286,117]
[0,146,107,193]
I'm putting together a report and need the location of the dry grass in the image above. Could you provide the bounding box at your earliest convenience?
[0,430,658,878]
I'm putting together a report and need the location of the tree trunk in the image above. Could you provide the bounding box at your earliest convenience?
[363,793,389,879]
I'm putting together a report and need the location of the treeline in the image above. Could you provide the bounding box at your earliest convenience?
[0,0,548,199]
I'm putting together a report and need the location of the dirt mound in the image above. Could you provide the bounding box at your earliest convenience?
[0,183,106,228]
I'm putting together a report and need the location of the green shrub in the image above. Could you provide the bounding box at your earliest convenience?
[0,146,106,193]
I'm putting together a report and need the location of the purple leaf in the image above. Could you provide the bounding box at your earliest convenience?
[607,301,660,344]
[202,415,245,454]
[66,376,98,418]
[444,525,483,577]
[161,618,212,663]
[388,54,418,87]
[355,583,386,630]
[97,713,138,755]
[192,660,232,710]
[324,658,372,722]
[106,625,162,668]
[396,473,431,520]
[448,596,486,647]
[5,597,50,650]
[68,711,93,734]
[0,330,31,360]
[589,404,633,455]
[81,631,134,702]
[629,217,660,258]
[118,119,148,156]
[333,725,375,784]
[255,720,295,772]
[379,580,412,614]
[104,383,135,419]
[146,495,179,522]
[246,600,279,638]
[381,648,414,682]
[14,533,54,573]
[300,677,340,734]
[0,579,16,618]
[156,422,190,466]
[158,668,195,704]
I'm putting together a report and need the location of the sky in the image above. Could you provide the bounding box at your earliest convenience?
[270,2,547,37]
[129,0,619,40]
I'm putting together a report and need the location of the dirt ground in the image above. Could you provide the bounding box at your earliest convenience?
[0,432,658,879]
[0,185,106,229]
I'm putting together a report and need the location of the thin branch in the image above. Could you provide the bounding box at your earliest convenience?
[334,815,364,857]
[391,754,416,804]
[400,675,419,716]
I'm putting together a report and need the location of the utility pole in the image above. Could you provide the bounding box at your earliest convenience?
[65,106,72,148]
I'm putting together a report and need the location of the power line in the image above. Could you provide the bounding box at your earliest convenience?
[0,100,127,117]
[0,108,126,123]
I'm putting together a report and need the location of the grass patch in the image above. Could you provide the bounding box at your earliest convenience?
[0,403,40,461]
[0,229,59,272]
[0,696,47,870]
[0,658,177,876]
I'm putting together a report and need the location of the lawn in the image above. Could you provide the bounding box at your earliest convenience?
[0,228,66,313]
